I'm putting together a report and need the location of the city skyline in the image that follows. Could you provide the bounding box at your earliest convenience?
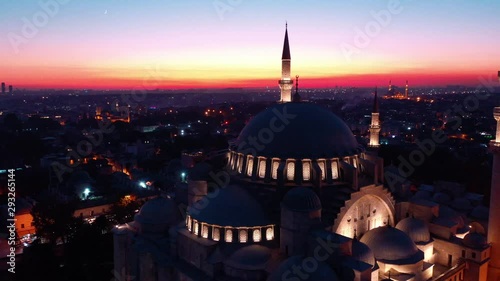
[1,0,500,89]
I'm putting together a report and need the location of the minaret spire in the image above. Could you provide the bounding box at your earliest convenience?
[279,23,293,102]
[405,80,409,98]
[369,87,381,147]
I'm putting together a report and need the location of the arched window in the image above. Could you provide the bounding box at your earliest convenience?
[318,160,326,180]
[246,157,253,177]
[239,229,248,243]
[253,229,261,242]
[193,221,199,235]
[258,158,266,178]
[272,159,279,180]
[212,227,220,241]
[286,161,295,181]
[237,155,243,174]
[331,160,339,179]
[202,224,209,238]
[302,160,311,181]
[266,227,274,241]
[225,229,233,242]
[186,215,192,230]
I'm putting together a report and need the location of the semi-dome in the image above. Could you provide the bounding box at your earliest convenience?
[188,185,270,227]
[234,103,362,159]
[267,255,339,281]
[224,245,271,270]
[352,239,375,266]
[282,187,321,212]
[360,226,423,263]
[396,217,431,244]
[135,196,180,225]
[463,232,488,249]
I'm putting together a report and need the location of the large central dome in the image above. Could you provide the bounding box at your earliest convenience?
[234,103,362,159]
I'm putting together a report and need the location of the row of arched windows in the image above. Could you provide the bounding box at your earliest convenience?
[186,215,275,243]
[228,151,361,182]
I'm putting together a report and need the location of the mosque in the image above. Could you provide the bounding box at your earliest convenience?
[113,26,500,281]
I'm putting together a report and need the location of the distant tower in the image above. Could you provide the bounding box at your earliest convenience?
[388,80,392,93]
[1,82,5,94]
[292,75,301,102]
[405,80,409,98]
[279,23,293,103]
[8,85,12,94]
[488,106,500,281]
[369,87,381,147]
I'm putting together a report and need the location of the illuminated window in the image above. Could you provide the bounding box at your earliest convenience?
[318,160,326,180]
[253,229,261,242]
[202,224,208,238]
[212,227,220,241]
[239,229,248,243]
[258,158,266,178]
[272,160,279,180]
[225,229,233,242]
[331,160,339,179]
[266,227,274,240]
[247,157,253,177]
[286,161,295,181]
[302,160,311,181]
[193,221,199,235]
[187,216,192,232]
[229,152,234,168]
[237,155,243,174]
[352,157,357,168]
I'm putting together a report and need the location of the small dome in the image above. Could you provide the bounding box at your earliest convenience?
[463,232,488,249]
[470,205,489,220]
[432,192,451,205]
[224,245,271,270]
[282,187,321,212]
[135,196,180,225]
[267,256,339,281]
[396,217,431,243]
[352,239,375,266]
[451,198,472,211]
[437,206,465,228]
[235,103,362,159]
[188,185,270,227]
[360,226,422,263]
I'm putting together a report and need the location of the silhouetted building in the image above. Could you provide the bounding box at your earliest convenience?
[1,82,5,94]
[8,85,12,94]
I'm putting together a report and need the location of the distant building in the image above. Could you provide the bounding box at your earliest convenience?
[1,82,5,94]
[8,85,13,94]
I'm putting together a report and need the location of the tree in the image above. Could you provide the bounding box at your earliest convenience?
[31,196,77,245]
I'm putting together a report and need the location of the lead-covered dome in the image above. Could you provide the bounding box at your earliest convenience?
[351,239,375,266]
[396,217,431,244]
[134,196,181,233]
[188,185,270,227]
[282,187,321,212]
[360,226,423,263]
[234,103,362,159]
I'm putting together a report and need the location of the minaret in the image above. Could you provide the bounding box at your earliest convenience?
[405,80,409,98]
[488,106,500,281]
[279,23,293,103]
[369,87,381,147]
[388,80,392,93]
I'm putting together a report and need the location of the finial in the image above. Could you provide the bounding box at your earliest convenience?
[286,21,288,29]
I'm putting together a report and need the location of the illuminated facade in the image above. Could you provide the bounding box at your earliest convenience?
[112,27,499,281]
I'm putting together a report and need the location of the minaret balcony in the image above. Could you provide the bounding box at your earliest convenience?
[279,79,294,84]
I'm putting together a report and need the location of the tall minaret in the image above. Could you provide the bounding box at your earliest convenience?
[369,87,381,147]
[279,23,293,103]
[388,80,392,93]
[405,80,409,98]
[488,99,500,280]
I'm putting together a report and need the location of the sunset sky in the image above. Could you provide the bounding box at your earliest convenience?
[1,0,500,89]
